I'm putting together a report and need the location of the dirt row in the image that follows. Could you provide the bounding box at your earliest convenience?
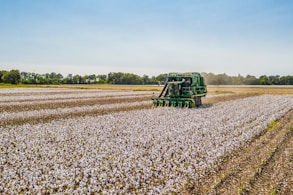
[2,89,292,193]
[1,93,241,113]
[0,96,151,113]
[1,103,151,127]
[1,94,258,127]
[202,93,258,105]
[187,109,293,195]
[0,92,150,103]
[0,90,86,97]
[0,88,125,97]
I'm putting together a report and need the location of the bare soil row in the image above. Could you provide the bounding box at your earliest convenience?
[1,87,292,193]
[0,95,151,113]
[0,102,150,127]
[1,93,257,127]
[187,109,293,194]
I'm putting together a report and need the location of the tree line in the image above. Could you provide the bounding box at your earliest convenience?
[201,73,293,85]
[1,69,293,85]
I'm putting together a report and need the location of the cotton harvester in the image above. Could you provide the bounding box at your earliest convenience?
[152,72,207,108]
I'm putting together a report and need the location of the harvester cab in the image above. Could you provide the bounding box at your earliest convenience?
[152,72,207,108]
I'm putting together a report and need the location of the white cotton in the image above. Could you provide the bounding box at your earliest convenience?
[0,90,293,193]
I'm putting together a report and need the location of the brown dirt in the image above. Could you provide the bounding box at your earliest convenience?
[1,87,292,193]
[202,94,257,105]
[186,109,293,195]
[207,85,293,95]
[1,103,151,127]
[1,93,258,127]
[0,96,151,113]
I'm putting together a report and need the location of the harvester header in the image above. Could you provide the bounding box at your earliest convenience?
[152,72,207,108]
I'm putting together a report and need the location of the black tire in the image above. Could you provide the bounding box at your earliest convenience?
[194,97,202,107]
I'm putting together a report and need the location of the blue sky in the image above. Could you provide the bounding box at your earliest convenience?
[0,0,293,76]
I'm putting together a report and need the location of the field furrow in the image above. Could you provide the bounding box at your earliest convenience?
[189,109,293,195]
[246,120,293,195]
[1,89,293,194]
[0,95,151,113]
[0,90,150,102]
[0,100,151,127]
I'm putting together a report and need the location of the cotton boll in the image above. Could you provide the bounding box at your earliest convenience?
[1,89,293,193]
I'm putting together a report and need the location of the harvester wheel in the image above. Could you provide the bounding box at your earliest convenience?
[194,97,202,107]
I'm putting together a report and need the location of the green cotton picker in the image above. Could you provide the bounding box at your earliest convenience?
[152,72,207,108]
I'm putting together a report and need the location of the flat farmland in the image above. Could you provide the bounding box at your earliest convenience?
[0,86,292,194]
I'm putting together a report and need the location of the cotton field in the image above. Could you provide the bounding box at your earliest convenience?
[0,88,293,194]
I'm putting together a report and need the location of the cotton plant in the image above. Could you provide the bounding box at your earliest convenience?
[0,94,293,194]
[0,100,150,121]
[0,89,150,103]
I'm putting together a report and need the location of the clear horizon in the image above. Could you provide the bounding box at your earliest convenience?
[1,0,293,77]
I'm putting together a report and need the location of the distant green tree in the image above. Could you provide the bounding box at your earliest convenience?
[121,73,143,84]
[64,74,73,84]
[20,72,29,82]
[203,73,230,85]
[0,70,8,83]
[2,69,21,84]
[2,69,293,86]
[156,74,167,85]
[83,75,90,84]
[259,75,271,85]
[236,74,245,85]
[279,75,293,85]
[88,74,97,83]
[217,73,230,85]
[279,76,288,85]
[107,72,143,84]
[50,72,56,79]
[72,75,80,84]
[149,76,158,84]
[142,75,150,85]
[97,74,107,83]
[79,75,86,84]
[243,75,258,85]
[108,72,124,84]
[268,75,280,85]
[201,72,218,85]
